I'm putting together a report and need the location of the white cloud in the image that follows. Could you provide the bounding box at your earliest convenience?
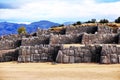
[0,0,120,23]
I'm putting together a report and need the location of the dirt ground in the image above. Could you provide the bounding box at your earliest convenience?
[0,62,120,80]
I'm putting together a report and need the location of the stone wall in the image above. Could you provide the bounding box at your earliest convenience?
[36,29,65,36]
[0,25,120,64]
[36,29,50,36]
[56,44,120,64]
[0,40,21,50]
[49,34,83,44]
[0,34,30,40]
[100,44,120,64]
[119,34,120,44]
[66,25,97,34]
[0,34,27,50]
[97,26,113,34]
[56,45,101,63]
[18,44,61,62]
[66,25,115,35]
[0,49,19,62]
[82,33,118,44]
[0,34,21,41]
[21,35,50,46]
[117,28,120,33]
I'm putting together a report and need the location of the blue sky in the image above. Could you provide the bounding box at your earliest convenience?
[0,0,120,24]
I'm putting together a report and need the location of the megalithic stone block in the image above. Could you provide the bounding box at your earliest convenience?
[30,54,34,62]
[100,56,109,64]
[75,57,81,63]
[69,50,74,56]
[110,54,118,64]
[118,55,120,63]
[69,56,75,63]
[49,34,82,44]
[56,50,63,63]
[34,54,40,62]
[5,56,12,61]
[83,56,91,63]
[18,56,22,62]
[81,33,118,44]
[41,53,48,61]
[25,55,31,62]
[63,55,69,63]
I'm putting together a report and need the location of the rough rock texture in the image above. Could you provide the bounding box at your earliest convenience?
[0,25,120,64]
[100,44,120,64]
[0,40,21,50]
[37,28,65,36]
[66,25,97,34]
[66,25,114,34]
[82,33,118,44]
[0,49,19,62]
[0,34,21,40]
[50,34,83,44]
[36,29,50,35]
[56,45,102,63]
[21,35,50,46]
[18,45,61,62]
[118,34,120,44]
[56,44,120,64]
[0,34,28,50]
[117,28,120,33]
[97,26,113,34]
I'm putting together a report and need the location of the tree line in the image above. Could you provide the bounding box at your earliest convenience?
[74,17,120,25]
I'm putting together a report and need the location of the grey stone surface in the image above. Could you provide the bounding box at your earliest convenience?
[0,25,120,64]
[63,55,69,63]
[100,44,120,64]
[18,44,60,62]
[49,34,82,44]
[69,56,75,63]
[118,55,120,63]
[56,45,94,63]
[0,49,19,62]
[97,26,113,34]
[66,25,97,34]
[110,54,118,64]
[100,56,109,64]
[21,35,50,46]
[37,28,65,36]
[56,50,63,63]
[82,33,118,44]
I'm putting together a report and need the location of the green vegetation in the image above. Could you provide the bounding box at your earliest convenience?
[17,26,26,34]
[85,19,96,23]
[115,17,120,23]
[76,21,81,25]
[99,19,109,23]
[72,23,77,26]
[72,21,81,26]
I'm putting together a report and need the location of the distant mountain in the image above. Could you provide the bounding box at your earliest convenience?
[0,20,60,36]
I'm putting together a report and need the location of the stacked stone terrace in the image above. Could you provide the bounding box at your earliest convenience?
[0,34,21,62]
[0,24,120,64]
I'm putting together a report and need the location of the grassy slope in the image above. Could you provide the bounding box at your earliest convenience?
[0,62,120,80]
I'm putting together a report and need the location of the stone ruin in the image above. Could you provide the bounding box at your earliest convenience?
[56,44,120,64]
[0,25,120,64]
